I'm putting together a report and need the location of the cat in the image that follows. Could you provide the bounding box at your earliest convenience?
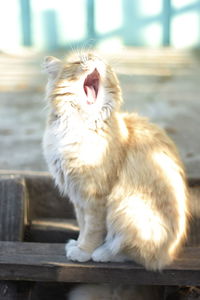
[67,284,163,300]
[42,52,189,270]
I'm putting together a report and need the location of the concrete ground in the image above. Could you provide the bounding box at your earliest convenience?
[0,48,200,178]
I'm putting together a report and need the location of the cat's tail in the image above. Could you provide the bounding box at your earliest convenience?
[106,192,188,271]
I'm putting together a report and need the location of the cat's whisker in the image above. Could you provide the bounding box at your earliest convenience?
[68,42,79,59]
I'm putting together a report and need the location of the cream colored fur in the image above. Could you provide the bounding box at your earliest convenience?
[43,52,189,270]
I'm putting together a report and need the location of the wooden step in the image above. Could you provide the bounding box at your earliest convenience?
[0,176,28,241]
[26,218,79,243]
[0,241,200,286]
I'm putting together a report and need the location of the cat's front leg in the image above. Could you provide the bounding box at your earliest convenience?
[66,203,85,248]
[65,203,106,262]
[65,204,88,261]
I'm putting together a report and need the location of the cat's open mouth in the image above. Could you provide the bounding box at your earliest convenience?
[83,68,100,105]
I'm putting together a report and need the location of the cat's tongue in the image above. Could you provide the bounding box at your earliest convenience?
[85,85,96,105]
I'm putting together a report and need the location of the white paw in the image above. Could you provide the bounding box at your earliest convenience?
[92,245,111,262]
[65,244,91,262]
[92,245,126,262]
[66,239,77,250]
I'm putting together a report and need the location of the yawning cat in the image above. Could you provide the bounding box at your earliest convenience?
[43,52,189,270]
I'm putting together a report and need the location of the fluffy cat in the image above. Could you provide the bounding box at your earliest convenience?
[43,52,189,270]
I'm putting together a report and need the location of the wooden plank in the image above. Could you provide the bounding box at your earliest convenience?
[0,242,200,285]
[0,176,28,241]
[188,178,200,187]
[25,175,75,220]
[25,218,79,243]
[187,185,200,247]
[0,178,29,300]
[0,282,32,300]
[0,281,18,299]
[31,282,71,300]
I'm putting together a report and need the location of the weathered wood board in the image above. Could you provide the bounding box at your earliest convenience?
[0,241,200,286]
[0,176,27,241]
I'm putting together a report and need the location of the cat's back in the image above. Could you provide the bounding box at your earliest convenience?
[122,112,182,163]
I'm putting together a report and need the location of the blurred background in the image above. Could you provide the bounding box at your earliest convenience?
[1,0,200,50]
[0,0,200,178]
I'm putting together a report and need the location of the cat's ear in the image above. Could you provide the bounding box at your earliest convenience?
[42,56,62,79]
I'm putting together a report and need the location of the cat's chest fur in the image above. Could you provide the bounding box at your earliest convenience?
[43,113,108,201]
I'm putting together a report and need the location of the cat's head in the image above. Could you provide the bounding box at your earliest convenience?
[43,52,122,123]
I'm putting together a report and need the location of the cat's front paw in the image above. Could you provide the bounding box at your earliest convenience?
[92,245,111,262]
[92,245,126,262]
[65,244,91,262]
[66,239,77,249]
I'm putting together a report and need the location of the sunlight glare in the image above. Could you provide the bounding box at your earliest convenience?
[171,12,200,47]
[95,0,123,34]
[172,0,197,9]
[0,0,21,50]
[97,38,123,52]
[142,23,162,46]
[120,194,167,244]
[138,0,162,16]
